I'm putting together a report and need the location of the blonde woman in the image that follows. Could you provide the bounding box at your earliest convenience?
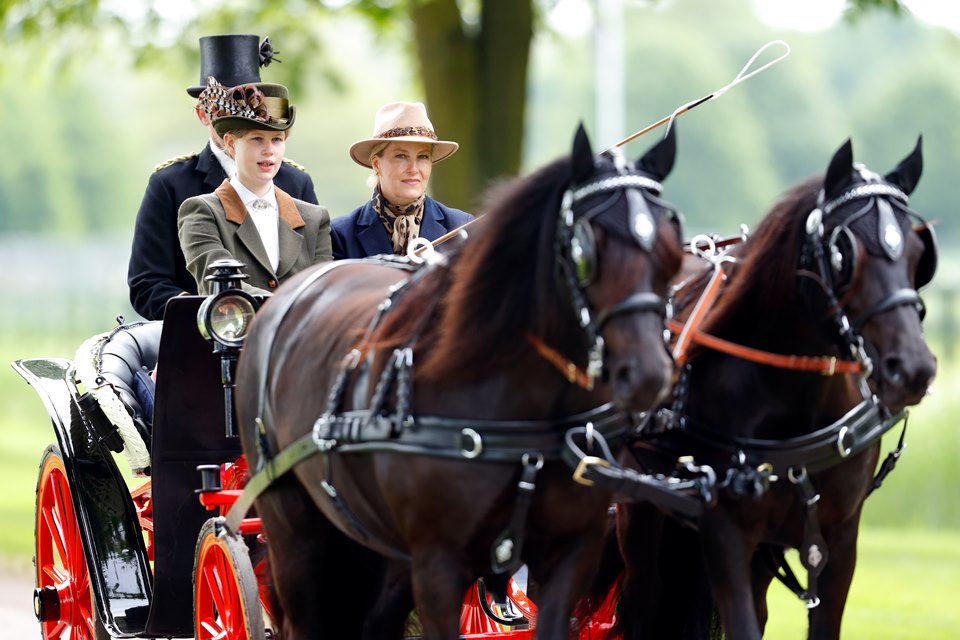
[332,101,472,259]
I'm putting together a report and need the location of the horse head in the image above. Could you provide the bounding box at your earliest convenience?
[558,124,684,412]
[807,137,937,411]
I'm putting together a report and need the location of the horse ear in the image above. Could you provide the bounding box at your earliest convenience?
[571,122,595,184]
[637,123,677,181]
[824,138,854,196]
[885,135,923,196]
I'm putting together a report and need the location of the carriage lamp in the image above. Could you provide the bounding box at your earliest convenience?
[197,260,261,439]
[198,293,258,348]
[204,258,250,294]
[197,259,260,349]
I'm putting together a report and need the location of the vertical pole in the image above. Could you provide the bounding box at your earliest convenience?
[221,352,238,438]
[594,0,625,149]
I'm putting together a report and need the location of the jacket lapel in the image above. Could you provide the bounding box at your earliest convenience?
[419,199,448,242]
[215,181,275,276]
[356,203,394,257]
[275,187,306,278]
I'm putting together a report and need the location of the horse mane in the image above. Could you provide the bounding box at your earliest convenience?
[698,174,823,345]
[371,156,572,385]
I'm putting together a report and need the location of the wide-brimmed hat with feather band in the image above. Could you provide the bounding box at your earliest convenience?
[349,101,458,168]
[199,78,296,136]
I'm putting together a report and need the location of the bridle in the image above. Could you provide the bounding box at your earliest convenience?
[668,176,935,384]
[530,152,680,391]
[802,178,929,387]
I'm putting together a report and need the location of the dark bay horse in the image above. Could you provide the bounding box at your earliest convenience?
[234,125,687,639]
[580,137,937,640]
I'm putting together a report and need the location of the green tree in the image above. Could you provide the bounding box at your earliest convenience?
[0,0,914,211]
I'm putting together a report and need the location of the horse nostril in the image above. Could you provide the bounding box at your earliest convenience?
[612,359,671,410]
[882,353,937,395]
[613,363,637,390]
[881,355,906,388]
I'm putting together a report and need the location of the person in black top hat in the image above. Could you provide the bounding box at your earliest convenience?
[127,34,319,320]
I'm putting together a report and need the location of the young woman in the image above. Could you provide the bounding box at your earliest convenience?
[332,101,472,259]
[178,79,331,294]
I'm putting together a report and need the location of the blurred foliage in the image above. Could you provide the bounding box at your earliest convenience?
[0,0,956,243]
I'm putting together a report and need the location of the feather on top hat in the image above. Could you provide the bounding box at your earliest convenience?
[349,101,459,168]
[187,34,281,98]
[199,78,296,136]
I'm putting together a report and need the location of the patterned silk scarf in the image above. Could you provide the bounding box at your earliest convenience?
[371,185,425,255]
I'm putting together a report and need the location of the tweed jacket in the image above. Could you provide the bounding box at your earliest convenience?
[127,143,318,319]
[331,196,473,259]
[178,180,331,295]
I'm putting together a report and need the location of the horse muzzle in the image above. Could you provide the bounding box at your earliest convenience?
[874,345,937,412]
[607,349,673,413]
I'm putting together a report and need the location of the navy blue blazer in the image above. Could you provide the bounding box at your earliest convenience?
[331,196,473,259]
[127,143,318,320]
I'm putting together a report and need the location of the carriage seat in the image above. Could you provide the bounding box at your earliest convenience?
[74,321,163,476]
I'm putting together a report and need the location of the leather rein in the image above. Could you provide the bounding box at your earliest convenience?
[668,253,864,375]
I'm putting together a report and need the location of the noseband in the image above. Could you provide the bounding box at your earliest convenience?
[543,164,676,390]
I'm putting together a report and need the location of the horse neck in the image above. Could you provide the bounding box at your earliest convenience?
[682,271,853,440]
[413,215,607,416]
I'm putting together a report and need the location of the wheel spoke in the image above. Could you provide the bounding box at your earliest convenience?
[52,474,71,565]
[211,551,230,619]
[44,498,68,569]
[41,562,67,585]
[196,527,259,640]
[78,603,97,638]
[45,619,67,637]
[218,547,242,634]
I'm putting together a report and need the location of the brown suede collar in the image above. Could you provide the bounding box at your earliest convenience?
[215,179,305,229]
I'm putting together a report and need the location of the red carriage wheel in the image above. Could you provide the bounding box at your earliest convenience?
[193,518,266,640]
[34,444,110,640]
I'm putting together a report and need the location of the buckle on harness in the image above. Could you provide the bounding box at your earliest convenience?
[822,356,837,376]
[572,455,611,487]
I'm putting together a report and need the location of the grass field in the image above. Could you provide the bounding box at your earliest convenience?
[1,333,958,637]
[763,528,960,639]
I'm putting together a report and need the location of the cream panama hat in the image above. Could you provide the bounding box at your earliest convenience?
[349,101,459,168]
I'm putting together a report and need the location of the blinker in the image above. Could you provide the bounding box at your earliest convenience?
[914,224,938,289]
[571,217,596,285]
[628,188,656,251]
[876,197,903,260]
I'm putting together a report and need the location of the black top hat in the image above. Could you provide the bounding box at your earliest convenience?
[187,34,278,98]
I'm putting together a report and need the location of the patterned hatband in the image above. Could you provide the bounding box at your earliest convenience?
[375,126,438,140]
[199,77,288,125]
